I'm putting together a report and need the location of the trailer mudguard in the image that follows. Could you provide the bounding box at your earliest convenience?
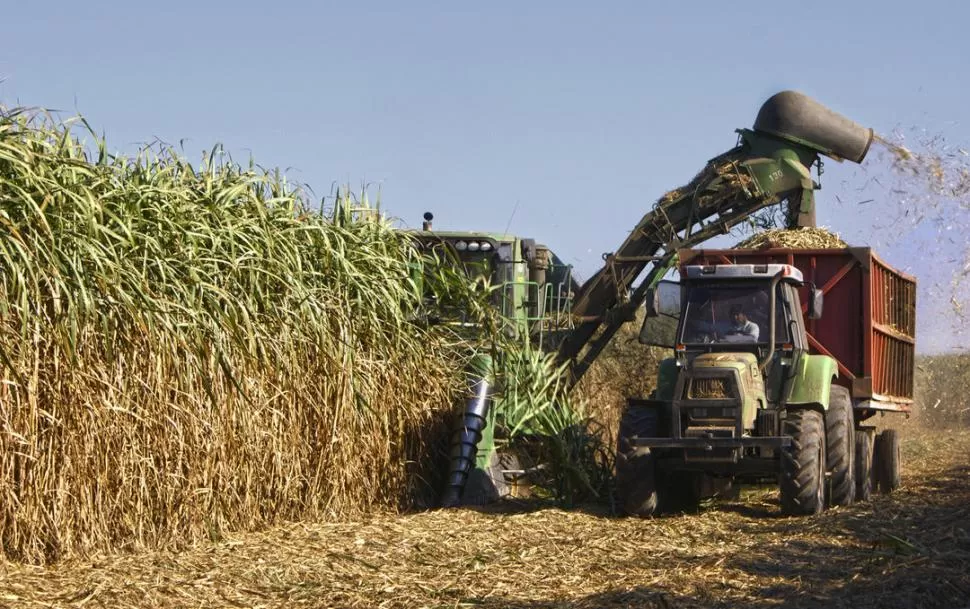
[786,354,838,409]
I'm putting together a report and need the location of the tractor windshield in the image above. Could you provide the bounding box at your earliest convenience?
[680,282,790,346]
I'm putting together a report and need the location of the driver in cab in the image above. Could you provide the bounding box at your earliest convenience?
[724,304,759,343]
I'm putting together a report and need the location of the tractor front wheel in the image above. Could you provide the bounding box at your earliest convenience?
[615,406,660,517]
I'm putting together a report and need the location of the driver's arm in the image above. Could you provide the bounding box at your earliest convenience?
[746,321,760,341]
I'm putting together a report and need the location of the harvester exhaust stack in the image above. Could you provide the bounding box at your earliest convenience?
[753,90,874,164]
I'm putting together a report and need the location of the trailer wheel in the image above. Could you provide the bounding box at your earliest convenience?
[875,429,901,493]
[854,429,874,502]
[615,406,659,517]
[825,386,856,506]
[780,408,826,516]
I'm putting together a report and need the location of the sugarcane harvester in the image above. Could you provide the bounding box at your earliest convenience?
[556,90,915,516]
[411,221,579,508]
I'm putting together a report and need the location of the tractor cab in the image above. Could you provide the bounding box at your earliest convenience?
[641,264,823,371]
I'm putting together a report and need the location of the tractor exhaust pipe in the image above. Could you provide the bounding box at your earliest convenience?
[440,372,492,507]
[753,90,873,164]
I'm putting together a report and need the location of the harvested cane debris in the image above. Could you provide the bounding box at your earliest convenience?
[0,427,966,609]
[734,227,848,249]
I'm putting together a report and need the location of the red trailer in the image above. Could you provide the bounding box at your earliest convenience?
[680,247,916,415]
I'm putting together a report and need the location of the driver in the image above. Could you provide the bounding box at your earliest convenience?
[726,304,759,341]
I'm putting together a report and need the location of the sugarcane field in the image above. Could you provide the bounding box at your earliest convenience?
[3,4,970,609]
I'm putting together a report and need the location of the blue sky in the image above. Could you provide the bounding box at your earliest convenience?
[3,1,968,352]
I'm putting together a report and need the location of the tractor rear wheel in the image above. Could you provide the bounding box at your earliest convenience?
[825,386,856,506]
[854,429,875,502]
[615,406,659,517]
[875,429,901,493]
[780,408,826,516]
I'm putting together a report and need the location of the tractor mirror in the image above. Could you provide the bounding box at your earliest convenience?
[808,288,824,320]
[642,281,681,347]
[646,280,681,318]
[639,314,678,348]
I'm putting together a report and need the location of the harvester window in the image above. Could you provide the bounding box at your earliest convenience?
[416,239,501,324]
[459,254,494,284]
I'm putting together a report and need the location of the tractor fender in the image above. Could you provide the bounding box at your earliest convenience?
[786,354,838,410]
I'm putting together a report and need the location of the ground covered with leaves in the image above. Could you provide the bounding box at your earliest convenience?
[0,425,966,609]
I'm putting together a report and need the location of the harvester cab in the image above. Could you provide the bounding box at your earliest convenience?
[410,212,577,345]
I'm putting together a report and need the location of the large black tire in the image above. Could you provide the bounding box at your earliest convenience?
[615,406,659,517]
[854,429,874,502]
[875,429,901,493]
[825,386,856,506]
[780,409,827,516]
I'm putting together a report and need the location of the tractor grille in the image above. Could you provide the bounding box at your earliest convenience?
[756,409,779,437]
[689,377,731,399]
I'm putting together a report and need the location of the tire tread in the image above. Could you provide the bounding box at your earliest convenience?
[826,386,856,506]
[780,409,826,515]
[615,407,660,517]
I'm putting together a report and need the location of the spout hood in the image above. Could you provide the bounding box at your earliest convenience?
[753,90,873,163]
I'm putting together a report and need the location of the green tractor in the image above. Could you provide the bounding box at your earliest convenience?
[407,213,578,506]
[622,260,834,515]
[543,90,916,516]
[620,248,913,516]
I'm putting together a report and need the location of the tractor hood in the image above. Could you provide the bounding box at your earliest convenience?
[691,352,759,374]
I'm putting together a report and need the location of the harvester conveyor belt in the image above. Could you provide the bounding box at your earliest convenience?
[555,142,808,385]
[556,89,876,386]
